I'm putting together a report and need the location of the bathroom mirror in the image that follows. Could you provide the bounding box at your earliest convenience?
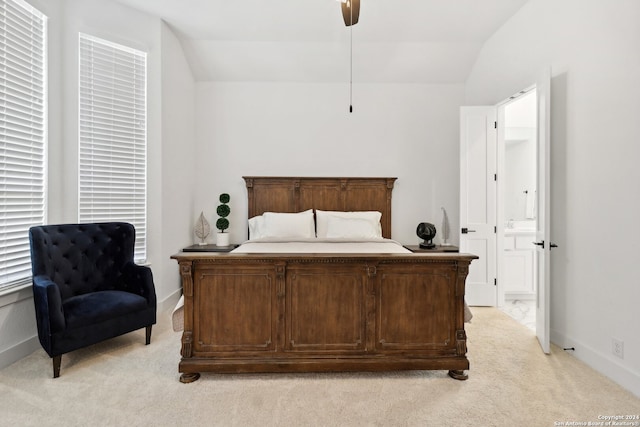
[504,91,537,229]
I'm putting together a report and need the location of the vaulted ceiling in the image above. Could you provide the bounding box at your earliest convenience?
[112,0,529,83]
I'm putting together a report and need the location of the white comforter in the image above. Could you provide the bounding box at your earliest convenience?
[232,238,411,254]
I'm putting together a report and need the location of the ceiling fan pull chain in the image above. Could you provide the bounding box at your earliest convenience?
[339,0,359,113]
[350,21,353,113]
[350,2,354,113]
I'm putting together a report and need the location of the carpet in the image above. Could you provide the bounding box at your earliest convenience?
[1,307,638,427]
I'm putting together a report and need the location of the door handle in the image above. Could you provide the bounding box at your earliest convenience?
[533,240,545,249]
[461,228,476,234]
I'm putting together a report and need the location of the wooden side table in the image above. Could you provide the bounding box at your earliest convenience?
[404,245,459,253]
[182,244,239,253]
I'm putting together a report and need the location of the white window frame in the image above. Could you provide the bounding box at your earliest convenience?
[0,0,47,291]
[78,33,147,262]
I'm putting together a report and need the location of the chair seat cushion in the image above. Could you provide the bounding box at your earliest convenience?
[63,290,148,330]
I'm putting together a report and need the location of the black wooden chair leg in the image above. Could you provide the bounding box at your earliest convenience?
[145,325,152,345]
[53,355,61,378]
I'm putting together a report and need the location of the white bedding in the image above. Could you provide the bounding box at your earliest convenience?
[232,238,411,254]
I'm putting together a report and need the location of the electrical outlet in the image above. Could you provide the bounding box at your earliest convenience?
[612,338,624,359]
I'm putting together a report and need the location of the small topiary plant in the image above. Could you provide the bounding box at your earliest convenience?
[216,193,230,233]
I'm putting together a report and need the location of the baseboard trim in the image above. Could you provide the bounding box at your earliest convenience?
[158,287,182,314]
[504,292,535,301]
[0,335,40,371]
[551,328,640,398]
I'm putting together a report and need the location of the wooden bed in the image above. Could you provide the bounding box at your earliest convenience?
[172,177,476,383]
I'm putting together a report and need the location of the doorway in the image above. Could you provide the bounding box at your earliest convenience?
[461,68,551,352]
[497,89,537,331]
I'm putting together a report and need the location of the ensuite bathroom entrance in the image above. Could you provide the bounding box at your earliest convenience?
[460,68,551,353]
[498,89,537,331]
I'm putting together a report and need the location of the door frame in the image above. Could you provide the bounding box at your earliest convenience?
[461,72,551,353]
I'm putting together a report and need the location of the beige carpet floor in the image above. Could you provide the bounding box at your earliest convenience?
[1,307,639,427]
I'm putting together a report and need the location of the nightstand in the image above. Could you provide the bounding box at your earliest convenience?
[404,245,459,253]
[182,244,239,252]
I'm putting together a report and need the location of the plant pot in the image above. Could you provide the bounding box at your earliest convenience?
[216,232,230,247]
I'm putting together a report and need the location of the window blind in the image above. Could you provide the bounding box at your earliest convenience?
[0,0,47,289]
[78,33,147,262]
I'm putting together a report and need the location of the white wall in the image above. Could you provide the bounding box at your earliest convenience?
[159,22,197,306]
[465,0,640,396]
[194,82,464,246]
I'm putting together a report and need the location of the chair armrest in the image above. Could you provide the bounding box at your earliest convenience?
[119,262,157,308]
[32,276,65,336]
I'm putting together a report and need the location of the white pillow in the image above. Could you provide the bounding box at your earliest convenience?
[248,215,266,240]
[261,209,315,239]
[325,216,380,239]
[315,210,382,238]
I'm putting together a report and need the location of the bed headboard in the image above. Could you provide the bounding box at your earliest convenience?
[243,177,397,239]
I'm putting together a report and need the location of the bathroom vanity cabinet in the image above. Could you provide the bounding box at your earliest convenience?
[503,231,536,299]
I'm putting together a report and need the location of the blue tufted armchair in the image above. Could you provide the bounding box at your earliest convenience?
[29,222,156,378]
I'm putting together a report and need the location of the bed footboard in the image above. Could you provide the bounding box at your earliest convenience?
[172,252,476,382]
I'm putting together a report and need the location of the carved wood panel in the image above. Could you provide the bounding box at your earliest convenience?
[193,265,276,353]
[299,183,343,212]
[286,265,367,352]
[247,179,297,214]
[375,264,456,350]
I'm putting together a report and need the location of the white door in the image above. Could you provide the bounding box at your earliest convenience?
[460,107,497,306]
[535,69,552,353]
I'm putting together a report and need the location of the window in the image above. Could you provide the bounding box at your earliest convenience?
[78,33,147,262]
[0,0,47,290]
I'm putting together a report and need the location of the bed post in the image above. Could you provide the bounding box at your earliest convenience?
[178,260,201,383]
[384,178,395,240]
[448,260,471,381]
[245,177,254,218]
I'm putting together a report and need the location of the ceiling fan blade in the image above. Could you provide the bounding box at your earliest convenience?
[341,0,360,26]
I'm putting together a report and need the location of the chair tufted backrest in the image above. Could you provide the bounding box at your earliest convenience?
[29,223,136,300]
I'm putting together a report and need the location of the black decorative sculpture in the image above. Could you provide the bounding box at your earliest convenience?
[417,222,437,249]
